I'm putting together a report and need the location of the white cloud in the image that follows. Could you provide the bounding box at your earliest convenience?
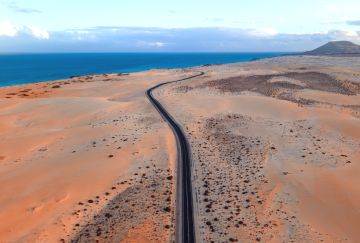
[2,26,360,52]
[248,28,278,37]
[135,40,167,48]
[7,2,42,14]
[148,41,166,47]
[27,25,49,39]
[342,30,358,37]
[328,30,360,41]
[0,21,18,37]
[0,20,49,39]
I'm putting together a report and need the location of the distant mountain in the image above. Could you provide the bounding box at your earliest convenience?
[304,41,360,56]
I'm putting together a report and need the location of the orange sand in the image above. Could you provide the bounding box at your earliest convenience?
[1,56,360,242]
[0,70,190,242]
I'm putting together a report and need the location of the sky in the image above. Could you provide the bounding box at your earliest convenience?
[0,0,360,52]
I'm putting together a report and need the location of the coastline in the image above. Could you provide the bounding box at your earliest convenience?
[0,52,287,88]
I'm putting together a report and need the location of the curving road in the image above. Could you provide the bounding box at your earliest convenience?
[146,72,204,243]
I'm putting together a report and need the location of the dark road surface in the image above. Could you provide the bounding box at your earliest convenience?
[146,72,204,243]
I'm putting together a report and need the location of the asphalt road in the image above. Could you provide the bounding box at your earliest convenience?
[146,72,204,243]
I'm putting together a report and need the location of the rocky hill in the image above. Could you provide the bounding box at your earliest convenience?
[304,41,360,56]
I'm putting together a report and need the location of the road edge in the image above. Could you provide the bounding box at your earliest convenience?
[146,71,204,243]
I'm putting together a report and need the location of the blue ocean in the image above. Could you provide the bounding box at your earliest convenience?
[0,53,287,87]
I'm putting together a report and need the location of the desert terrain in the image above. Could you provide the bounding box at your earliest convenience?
[155,55,360,242]
[0,55,360,242]
[0,70,197,242]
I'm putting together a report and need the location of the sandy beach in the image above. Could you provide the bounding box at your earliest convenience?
[0,55,360,242]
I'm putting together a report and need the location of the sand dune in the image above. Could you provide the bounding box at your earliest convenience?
[0,56,359,242]
[0,70,192,242]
